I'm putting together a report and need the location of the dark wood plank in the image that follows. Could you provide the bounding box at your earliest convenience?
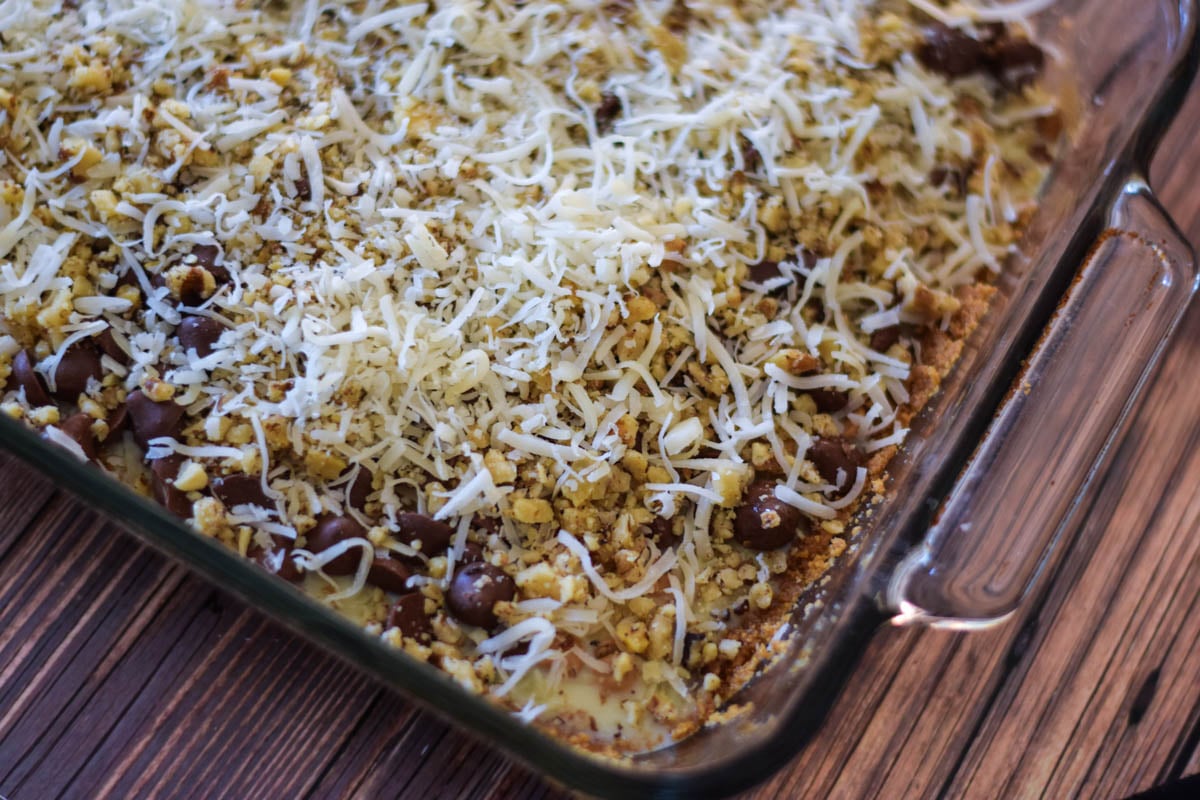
[0,499,385,799]
[0,453,57,556]
[1179,713,1200,779]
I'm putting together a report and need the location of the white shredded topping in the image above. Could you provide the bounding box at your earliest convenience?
[42,424,89,461]
[557,529,678,603]
[0,0,1054,745]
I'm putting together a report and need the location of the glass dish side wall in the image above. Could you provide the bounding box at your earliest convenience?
[0,2,1195,798]
[611,0,1200,793]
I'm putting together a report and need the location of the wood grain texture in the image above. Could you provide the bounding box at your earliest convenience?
[2,79,1200,800]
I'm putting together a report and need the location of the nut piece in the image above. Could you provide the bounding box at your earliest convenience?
[625,294,657,323]
[484,449,517,484]
[714,463,751,508]
[172,460,209,492]
[512,497,554,524]
[768,349,819,375]
[615,616,650,654]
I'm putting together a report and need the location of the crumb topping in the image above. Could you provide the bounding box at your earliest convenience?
[0,0,1056,751]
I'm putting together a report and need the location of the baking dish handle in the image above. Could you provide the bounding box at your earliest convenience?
[884,175,1197,629]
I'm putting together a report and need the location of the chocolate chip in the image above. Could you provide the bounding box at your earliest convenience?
[740,135,761,173]
[807,438,863,488]
[52,342,104,400]
[192,244,219,266]
[990,38,1044,89]
[500,638,531,659]
[153,470,193,520]
[368,555,415,594]
[918,23,1045,90]
[114,267,138,290]
[458,541,486,565]
[473,514,501,537]
[346,468,372,512]
[809,387,850,414]
[595,91,621,133]
[177,315,224,358]
[734,480,807,550]
[255,542,303,582]
[148,270,167,291]
[396,512,454,556]
[294,177,312,202]
[211,473,271,509]
[747,260,782,283]
[177,267,211,306]
[105,404,129,440]
[663,0,689,32]
[387,593,433,643]
[649,515,679,549]
[10,350,51,406]
[870,325,901,352]
[917,24,991,78]
[150,451,184,482]
[276,554,303,582]
[53,413,98,460]
[94,329,130,366]
[306,514,368,575]
[147,456,192,518]
[930,165,969,195]
[191,244,229,283]
[446,562,515,629]
[155,483,193,517]
[746,259,795,298]
[126,390,185,448]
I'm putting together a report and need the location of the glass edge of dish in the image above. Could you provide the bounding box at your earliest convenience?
[1,1,1198,796]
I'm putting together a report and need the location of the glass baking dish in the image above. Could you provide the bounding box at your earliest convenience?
[1,0,1197,796]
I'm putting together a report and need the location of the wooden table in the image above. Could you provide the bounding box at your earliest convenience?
[3,99,1200,800]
